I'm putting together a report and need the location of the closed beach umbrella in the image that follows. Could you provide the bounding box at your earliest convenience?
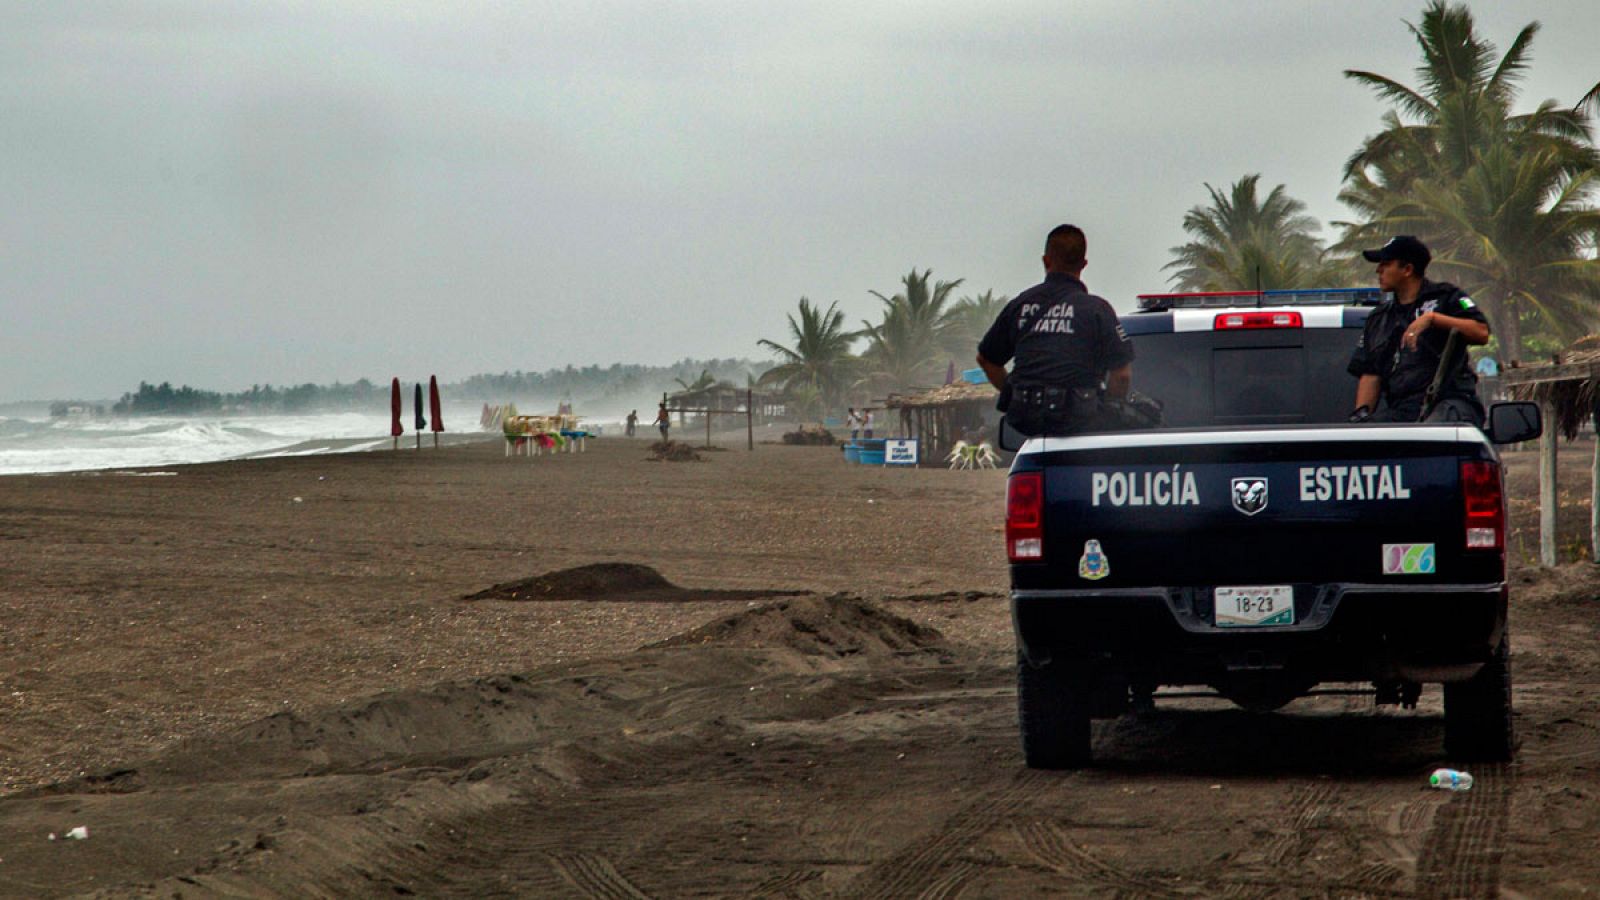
[390,378,403,437]
[429,375,444,432]
[414,383,426,431]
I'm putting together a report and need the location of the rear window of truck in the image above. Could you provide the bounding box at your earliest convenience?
[1130,327,1359,427]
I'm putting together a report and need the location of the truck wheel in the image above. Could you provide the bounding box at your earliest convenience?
[1016,653,1091,769]
[1443,637,1514,761]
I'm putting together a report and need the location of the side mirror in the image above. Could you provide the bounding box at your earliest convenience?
[1487,401,1541,445]
[998,415,1027,452]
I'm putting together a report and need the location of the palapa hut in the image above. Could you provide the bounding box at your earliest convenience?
[1500,334,1600,566]
[663,383,782,427]
[885,380,1000,464]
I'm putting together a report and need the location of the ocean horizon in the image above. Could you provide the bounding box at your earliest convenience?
[0,409,527,476]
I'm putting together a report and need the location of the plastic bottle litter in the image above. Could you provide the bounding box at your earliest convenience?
[1429,768,1473,791]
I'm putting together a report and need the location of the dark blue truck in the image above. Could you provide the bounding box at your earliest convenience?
[1003,289,1543,768]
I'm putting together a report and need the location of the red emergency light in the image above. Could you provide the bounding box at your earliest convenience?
[1214,311,1303,330]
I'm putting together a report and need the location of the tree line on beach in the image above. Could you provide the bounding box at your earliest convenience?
[756,2,1600,415]
[104,359,763,417]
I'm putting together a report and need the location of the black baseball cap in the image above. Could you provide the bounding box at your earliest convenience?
[1362,235,1430,273]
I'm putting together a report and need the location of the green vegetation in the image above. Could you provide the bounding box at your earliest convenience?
[756,298,859,416]
[857,270,966,395]
[108,359,762,417]
[1165,175,1352,291]
[756,272,1010,414]
[1156,2,1600,366]
[1335,1,1600,364]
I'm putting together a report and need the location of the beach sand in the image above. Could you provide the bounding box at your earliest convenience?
[0,433,1596,896]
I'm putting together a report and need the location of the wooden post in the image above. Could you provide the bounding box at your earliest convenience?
[705,406,712,448]
[1540,401,1557,567]
[747,389,754,451]
[1591,432,1599,564]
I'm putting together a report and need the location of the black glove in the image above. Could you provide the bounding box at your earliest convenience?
[1348,405,1374,424]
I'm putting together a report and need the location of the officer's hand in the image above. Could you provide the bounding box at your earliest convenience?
[1401,312,1435,350]
[1348,405,1374,424]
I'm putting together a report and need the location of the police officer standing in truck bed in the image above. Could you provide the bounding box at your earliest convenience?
[976,224,1135,436]
[1348,235,1491,425]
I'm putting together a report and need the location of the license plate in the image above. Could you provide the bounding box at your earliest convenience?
[1214,585,1295,627]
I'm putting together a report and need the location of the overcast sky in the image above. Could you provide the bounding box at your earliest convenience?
[3,1,1597,402]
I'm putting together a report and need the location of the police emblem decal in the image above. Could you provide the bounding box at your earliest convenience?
[1231,477,1268,516]
[1078,539,1109,581]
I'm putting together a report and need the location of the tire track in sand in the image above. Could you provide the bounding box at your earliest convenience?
[1415,762,1513,899]
[1014,818,1183,897]
[750,868,821,898]
[841,769,1042,898]
[548,851,653,899]
[1263,781,1339,868]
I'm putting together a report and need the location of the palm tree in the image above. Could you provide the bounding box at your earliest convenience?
[1400,145,1600,352]
[857,269,964,393]
[1337,1,1600,363]
[938,290,1009,359]
[1164,175,1348,291]
[756,297,858,413]
[672,369,718,393]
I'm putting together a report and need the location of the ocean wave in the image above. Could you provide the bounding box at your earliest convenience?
[0,409,474,476]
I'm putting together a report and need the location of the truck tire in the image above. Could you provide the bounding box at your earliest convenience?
[1443,637,1514,761]
[1016,652,1091,769]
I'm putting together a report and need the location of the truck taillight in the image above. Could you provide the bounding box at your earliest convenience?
[1007,471,1043,561]
[1461,460,1503,550]
[1214,311,1303,329]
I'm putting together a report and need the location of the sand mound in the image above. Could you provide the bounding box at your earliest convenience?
[650,595,945,660]
[464,563,673,602]
[462,562,807,603]
[648,440,702,462]
[144,673,613,782]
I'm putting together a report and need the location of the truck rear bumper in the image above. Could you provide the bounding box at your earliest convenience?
[1012,583,1506,685]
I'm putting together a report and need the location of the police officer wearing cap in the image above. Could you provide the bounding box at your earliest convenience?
[976,224,1134,436]
[1348,235,1491,425]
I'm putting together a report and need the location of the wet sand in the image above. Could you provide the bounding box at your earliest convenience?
[0,434,1596,896]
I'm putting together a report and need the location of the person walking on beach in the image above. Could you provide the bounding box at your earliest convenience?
[976,223,1135,436]
[862,408,876,439]
[654,403,671,441]
[625,410,638,437]
[846,407,861,440]
[1347,235,1490,425]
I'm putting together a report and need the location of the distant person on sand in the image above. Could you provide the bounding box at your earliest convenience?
[846,407,860,440]
[625,409,638,437]
[862,409,875,439]
[654,403,670,441]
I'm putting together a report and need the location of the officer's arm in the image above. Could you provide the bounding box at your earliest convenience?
[1105,363,1132,400]
[1354,374,1381,412]
[1404,311,1490,348]
[976,353,1008,390]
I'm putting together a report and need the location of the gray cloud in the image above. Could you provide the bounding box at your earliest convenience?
[2,1,1596,400]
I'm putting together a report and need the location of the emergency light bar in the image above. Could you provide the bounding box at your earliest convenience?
[1136,288,1385,311]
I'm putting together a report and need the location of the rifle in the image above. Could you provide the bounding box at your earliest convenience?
[1418,329,1466,422]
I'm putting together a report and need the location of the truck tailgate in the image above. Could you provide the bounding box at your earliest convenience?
[1016,426,1501,589]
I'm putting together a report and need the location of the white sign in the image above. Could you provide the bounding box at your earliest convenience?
[884,439,918,466]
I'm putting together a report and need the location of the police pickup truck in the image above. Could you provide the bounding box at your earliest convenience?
[1002,288,1543,768]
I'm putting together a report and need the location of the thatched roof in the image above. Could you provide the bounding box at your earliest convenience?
[884,381,997,409]
[1506,335,1600,440]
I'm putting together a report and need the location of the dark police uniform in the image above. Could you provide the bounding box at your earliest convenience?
[1348,280,1488,424]
[979,272,1134,435]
